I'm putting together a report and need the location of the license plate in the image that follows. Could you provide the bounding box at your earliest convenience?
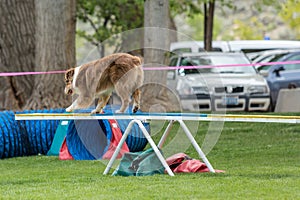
[222,97,238,105]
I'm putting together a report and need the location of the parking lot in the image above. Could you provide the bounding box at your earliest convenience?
[168,41,300,112]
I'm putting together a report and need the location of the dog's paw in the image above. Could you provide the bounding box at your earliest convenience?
[115,110,124,113]
[132,106,139,113]
[91,109,102,114]
[66,106,73,113]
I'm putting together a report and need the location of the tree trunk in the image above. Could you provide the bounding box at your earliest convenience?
[25,0,76,110]
[169,12,178,44]
[204,0,215,51]
[0,0,36,110]
[143,0,178,112]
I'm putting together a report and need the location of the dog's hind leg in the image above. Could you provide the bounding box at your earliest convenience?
[132,89,141,113]
[117,97,130,113]
[91,93,111,114]
[114,87,130,113]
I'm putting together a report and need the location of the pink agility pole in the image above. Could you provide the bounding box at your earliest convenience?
[1,60,300,76]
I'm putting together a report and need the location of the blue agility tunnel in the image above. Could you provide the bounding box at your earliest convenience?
[0,109,64,159]
[1,106,149,159]
[102,105,149,152]
[64,105,149,160]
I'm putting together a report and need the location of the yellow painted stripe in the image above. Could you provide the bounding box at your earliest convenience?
[206,114,300,120]
[15,113,92,117]
[15,113,300,120]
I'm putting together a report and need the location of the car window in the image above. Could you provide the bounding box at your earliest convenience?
[198,47,222,52]
[283,54,300,71]
[258,53,288,64]
[179,55,256,74]
[257,53,289,72]
[169,58,178,66]
[179,57,211,75]
[172,48,191,53]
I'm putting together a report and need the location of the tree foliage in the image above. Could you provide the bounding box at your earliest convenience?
[170,0,201,17]
[218,0,299,40]
[76,0,210,53]
[229,17,267,40]
[280,0,300,39]
[76,0,143,55]
[187,14,222,40]
[76,0,300,53]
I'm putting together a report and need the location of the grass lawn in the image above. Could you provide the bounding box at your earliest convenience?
[0,116,300,199]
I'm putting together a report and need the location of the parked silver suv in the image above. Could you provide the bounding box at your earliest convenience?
[167,52,271,112]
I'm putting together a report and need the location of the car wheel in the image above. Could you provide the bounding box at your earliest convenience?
[288,82,297,89]
[268,100,275,112]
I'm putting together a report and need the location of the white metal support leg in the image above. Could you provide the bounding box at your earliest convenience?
[158,120,175,148]
[103,119,174,176]
[103,119,135,175]
[177,120,215,173]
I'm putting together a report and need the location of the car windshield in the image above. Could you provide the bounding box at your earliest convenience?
[257,52,300,72]
[256,53,289,64]
[256,53,288,72]
[255,53,288,72]
[179,55,256,74]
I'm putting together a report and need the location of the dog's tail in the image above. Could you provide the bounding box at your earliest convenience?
[133,56,144,91]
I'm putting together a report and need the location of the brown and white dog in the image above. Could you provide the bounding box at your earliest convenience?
[64,53,144,114]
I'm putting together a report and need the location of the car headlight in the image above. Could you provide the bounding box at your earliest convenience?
[247,85,267,94]
[191,86,209,95]
[180,86,209,95]
[181,87,193,95]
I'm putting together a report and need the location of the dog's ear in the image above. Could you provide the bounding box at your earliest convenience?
[132,56,142,66]
[65,68,75,82]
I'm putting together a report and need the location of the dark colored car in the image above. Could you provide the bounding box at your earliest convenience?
[257,51,300,109]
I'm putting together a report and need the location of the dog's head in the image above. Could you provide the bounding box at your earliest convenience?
[64,68,75,95]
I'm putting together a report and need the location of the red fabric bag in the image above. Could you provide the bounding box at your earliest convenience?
[59,138,74,160]
[166,153,224,173]
[102,119,129,159]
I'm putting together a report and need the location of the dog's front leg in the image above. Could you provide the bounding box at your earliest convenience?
[66,99,77,112]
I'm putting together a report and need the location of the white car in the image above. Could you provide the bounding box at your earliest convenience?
[170,40,300,54]
[167,52,271,112]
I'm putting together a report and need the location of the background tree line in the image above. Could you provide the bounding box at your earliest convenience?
[0,0,298,111]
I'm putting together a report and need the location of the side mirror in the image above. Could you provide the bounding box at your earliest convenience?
[257,65,270,77]
[259,70,269,77]
[273,65,285,77]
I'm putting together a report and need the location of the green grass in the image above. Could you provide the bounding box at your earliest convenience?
[1,119,300,199]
